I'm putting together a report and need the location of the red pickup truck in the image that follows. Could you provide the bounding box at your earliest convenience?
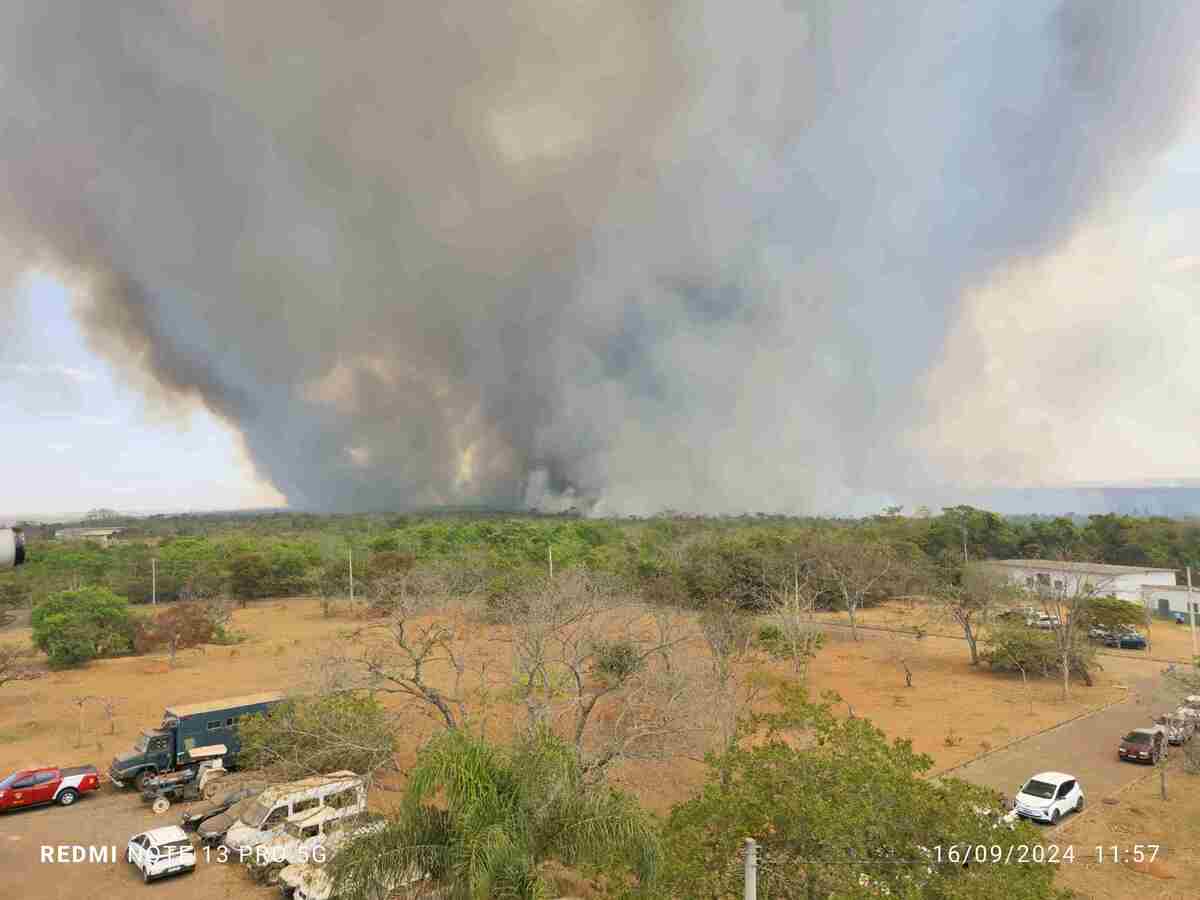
[0,765,101,811]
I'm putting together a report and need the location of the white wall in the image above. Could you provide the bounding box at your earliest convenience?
[1141,587,1200,617]
[987,564,1172,604]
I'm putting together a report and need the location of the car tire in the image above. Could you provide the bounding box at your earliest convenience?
[143,868,151,884]
[134,771,153,792]
[57,788,78,806]
[1074,796,1083,813]
[1050,809,1060,825]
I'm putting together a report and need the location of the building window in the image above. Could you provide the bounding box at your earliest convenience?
[207,720,222,731]
[1036,573,1051,587]
[1025,576,1035,588]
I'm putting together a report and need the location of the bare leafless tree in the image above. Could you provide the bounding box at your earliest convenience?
[820,539,897,641]
[769,564,824,678]
[0,643,35,690]
[697,600,772,778]
[335,605,475,731]
[932,564,1016,666]
[1033,569,1113,699]
[502,570,698,783]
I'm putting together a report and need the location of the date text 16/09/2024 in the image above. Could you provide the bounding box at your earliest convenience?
[930,844,1161,865]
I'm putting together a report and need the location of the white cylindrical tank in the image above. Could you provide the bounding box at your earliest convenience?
[0,528,25,567]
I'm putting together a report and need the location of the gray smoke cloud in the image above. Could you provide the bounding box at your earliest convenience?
[1,2,1198,514]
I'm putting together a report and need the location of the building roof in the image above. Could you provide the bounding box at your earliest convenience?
[164,691,284,719]
[984,559,1176,576]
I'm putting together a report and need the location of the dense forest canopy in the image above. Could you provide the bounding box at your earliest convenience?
[4,507,1200,610]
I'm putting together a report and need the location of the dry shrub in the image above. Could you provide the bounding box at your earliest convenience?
[133,600,230,654]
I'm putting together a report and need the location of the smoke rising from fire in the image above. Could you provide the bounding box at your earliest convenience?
[1,2,1198,513]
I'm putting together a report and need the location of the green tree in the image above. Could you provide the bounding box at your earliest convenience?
[658,688,1061,899]
[228,552,272,602]
[329,727,658,900]
[30,586,138,668]
[1081,595,1146,631]
[238,693,396,780]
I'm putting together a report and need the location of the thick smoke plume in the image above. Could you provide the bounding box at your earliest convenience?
[1,2,1197,514]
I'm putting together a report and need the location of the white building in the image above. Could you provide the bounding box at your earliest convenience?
[980,559,1177,604]
[1140,584,1200,618]
[55,527,122,545]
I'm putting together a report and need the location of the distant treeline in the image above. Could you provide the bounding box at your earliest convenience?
[4,506,1200,611]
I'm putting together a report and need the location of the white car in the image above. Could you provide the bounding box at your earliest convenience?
[1011,772,1084,825]
[126,825,197,883]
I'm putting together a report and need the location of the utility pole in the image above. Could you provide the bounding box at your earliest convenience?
[152,559,157,605]
[348,545,355,603]
[1189,567,1197,669]
[743,837,758,900]
[548,544,554,579]
[962,525,969,564]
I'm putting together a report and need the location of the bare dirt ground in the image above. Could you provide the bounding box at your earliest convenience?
[0,597,1156,898]
[1051,757,1200,899]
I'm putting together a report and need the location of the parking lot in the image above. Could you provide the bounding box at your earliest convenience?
[0,784,278,900]
[949,654,1184,812]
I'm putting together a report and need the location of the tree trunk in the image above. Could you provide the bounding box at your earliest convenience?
[1062,654,1070,700]
[963,624,978,666]
[846,598,859,642]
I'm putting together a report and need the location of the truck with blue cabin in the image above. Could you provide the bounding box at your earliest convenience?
[109,691,283,790]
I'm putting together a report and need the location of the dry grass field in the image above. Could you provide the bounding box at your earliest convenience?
[0,597,1131,812]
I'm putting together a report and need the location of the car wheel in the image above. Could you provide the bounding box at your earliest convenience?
[1074,795,1084,813]
[57,788,78,806]
[1050,809,1060,825]
[134,771,153,792]
[142,868,151,884]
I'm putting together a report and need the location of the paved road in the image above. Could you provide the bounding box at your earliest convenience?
[945,656,1181,805]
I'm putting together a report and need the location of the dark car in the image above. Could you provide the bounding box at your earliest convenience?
[1104,630,1147,650]
[181,782,265,832]
[1118,728,1166,764]
[196,793,263,845]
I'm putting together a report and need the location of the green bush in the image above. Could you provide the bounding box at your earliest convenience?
[30,587,139,668]
[239,693,396,779]
[592,639,644,683]
[980,623,1097,685]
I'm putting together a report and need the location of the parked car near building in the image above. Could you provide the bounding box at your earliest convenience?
[1105,630,1147,650]
[1118,727,1167,764]
[1155,713,1195,745]
[1011,772,1084,825]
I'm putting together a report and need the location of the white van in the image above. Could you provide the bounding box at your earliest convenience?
[223,772,364,856]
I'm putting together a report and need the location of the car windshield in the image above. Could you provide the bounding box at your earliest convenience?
[1021,780,1057,799]
[249,798,276,828]
[0,772,18,789]
[1123,732,1151,744]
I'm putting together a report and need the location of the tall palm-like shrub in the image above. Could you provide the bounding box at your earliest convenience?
[329,727,658,900]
